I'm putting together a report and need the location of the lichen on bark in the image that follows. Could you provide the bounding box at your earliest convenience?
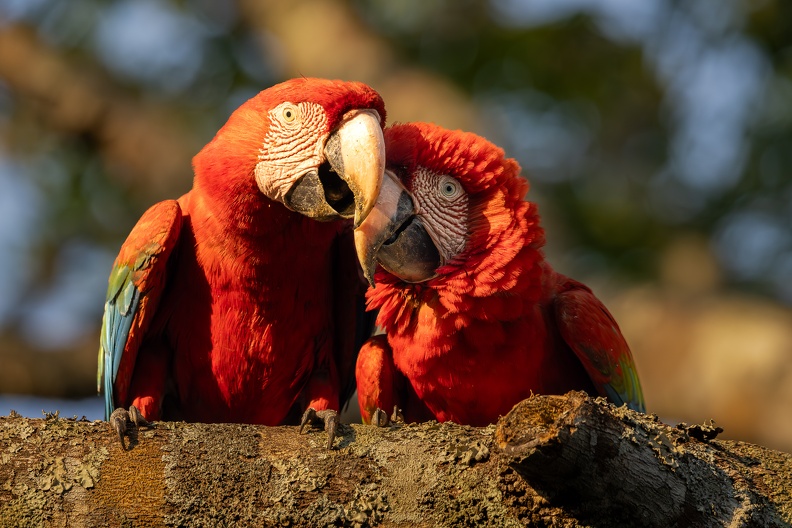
[1,393,791,527]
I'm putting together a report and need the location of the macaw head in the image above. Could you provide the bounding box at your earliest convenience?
[194,77,386,227]
[355,122,543,287]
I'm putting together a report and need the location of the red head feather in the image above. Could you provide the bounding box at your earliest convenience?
[368,123,546,333]
[194,78,385,189]
[190,78,386,231]
[384,122,524,197]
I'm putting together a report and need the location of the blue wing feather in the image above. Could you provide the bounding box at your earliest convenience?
[96,199,182,422]
[99,266,142,419]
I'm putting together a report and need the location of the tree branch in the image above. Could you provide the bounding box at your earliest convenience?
[1,392,790,527]
[496,393,792,527]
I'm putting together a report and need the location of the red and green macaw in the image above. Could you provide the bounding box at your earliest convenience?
[98,78,387,448]
[354,122,645,426]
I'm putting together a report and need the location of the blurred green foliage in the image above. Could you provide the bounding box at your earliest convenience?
[354,0,792,298]
[0,0,791,355]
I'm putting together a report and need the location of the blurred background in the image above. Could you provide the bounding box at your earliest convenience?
[0,0,791,451]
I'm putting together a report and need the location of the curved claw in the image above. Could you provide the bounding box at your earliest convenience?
[110,407,129,450]
[109,405,151,451]
[370,405,404,428]
[371,408,389,427]
[299,407,316,435]
[299,407,340,449]
[128,404,151,428]
[323,411,339,450]
[391,405,404,424]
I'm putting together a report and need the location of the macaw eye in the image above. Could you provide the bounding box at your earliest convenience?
[282,105,298,122]
[439,177,462,200]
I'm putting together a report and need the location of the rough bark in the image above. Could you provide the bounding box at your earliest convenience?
[1,392,790,527]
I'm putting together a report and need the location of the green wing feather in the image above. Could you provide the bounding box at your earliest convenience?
[97,200,182,419]
[554,281,645,412]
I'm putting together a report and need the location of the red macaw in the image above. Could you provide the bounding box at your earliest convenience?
[354,122,645,426]
[98,78,387,448]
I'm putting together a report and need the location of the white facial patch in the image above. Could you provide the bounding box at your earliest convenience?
[254,101,328,203]
[412,168,469,263]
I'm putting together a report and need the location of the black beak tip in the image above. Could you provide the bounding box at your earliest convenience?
[376,217,441,283]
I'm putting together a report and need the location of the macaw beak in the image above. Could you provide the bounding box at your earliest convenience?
[329,109,385,227]
[354,170,440,286]
[285,109,385,227]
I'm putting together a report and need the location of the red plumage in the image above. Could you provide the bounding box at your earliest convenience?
[100,78,386,428]
[356,123,644,426]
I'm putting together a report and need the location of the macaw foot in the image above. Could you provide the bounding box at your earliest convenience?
[371,408,389,427]
[109,405,151,450]
[371,405,404,427]
[299,408,339,449]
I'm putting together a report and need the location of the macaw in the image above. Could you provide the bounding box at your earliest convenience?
[353,122,645,426]
[98,78,387,448]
